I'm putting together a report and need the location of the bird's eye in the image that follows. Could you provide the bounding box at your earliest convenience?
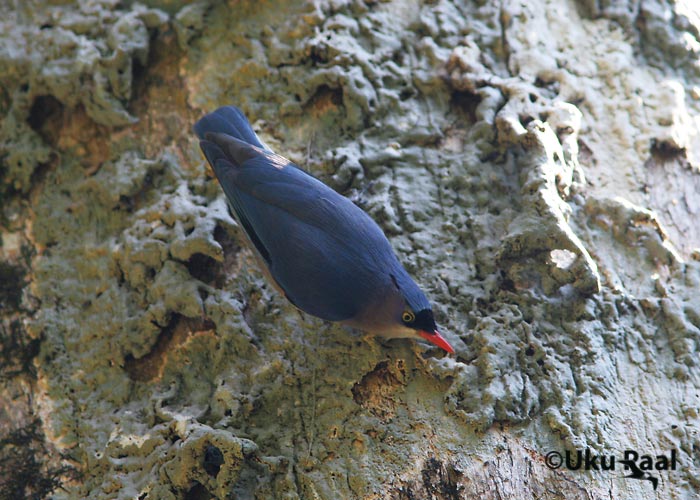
[402,311,415,323]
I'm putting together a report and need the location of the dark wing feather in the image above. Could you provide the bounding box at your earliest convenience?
[212,151,395,320]
[195,108,401,321]
[198,139,270,264]
[226,181,384,320]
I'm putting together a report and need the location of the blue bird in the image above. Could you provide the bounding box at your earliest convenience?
[194,106,454,353]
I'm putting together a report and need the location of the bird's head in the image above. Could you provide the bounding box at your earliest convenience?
[384,271,454,354]
[396,305,454,353]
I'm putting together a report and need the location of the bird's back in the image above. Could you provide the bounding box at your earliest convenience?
[195,107,403,322]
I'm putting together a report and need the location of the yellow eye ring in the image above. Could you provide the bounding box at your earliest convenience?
[402,311,415,323]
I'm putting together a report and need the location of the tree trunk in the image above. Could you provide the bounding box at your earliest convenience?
[1,0,698,499]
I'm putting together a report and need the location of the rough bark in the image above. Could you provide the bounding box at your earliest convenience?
[1,0,698,499]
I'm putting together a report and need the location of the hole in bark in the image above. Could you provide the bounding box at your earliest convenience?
[184,482,212,500]
[0,262,25,312]
[124,315,215,382]
[450,90,481,123]
[500,275,516,292]
[27,95,64,146]
[203,445,224,477]
[351,360,406,420]
[186,252,221,285]
[650,138,686,162]
[304,84,343,114]
[520,114,534,127]
[399,87,415,101]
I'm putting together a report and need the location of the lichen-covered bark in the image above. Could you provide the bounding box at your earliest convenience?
[1,0,699,499]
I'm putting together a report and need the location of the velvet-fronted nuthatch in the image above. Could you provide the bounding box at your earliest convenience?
[195,106,453,353]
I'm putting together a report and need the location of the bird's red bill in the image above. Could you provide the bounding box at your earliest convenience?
[418,330,454,354]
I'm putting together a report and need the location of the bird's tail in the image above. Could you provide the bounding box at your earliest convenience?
[193,106,268,150]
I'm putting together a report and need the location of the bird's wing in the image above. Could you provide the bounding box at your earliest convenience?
[200,138,273,265]
[200,137,393,321]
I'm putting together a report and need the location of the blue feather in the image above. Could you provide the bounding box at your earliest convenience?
[194,106,432,324]
[390,267,431,313]
[194,106,267,150]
